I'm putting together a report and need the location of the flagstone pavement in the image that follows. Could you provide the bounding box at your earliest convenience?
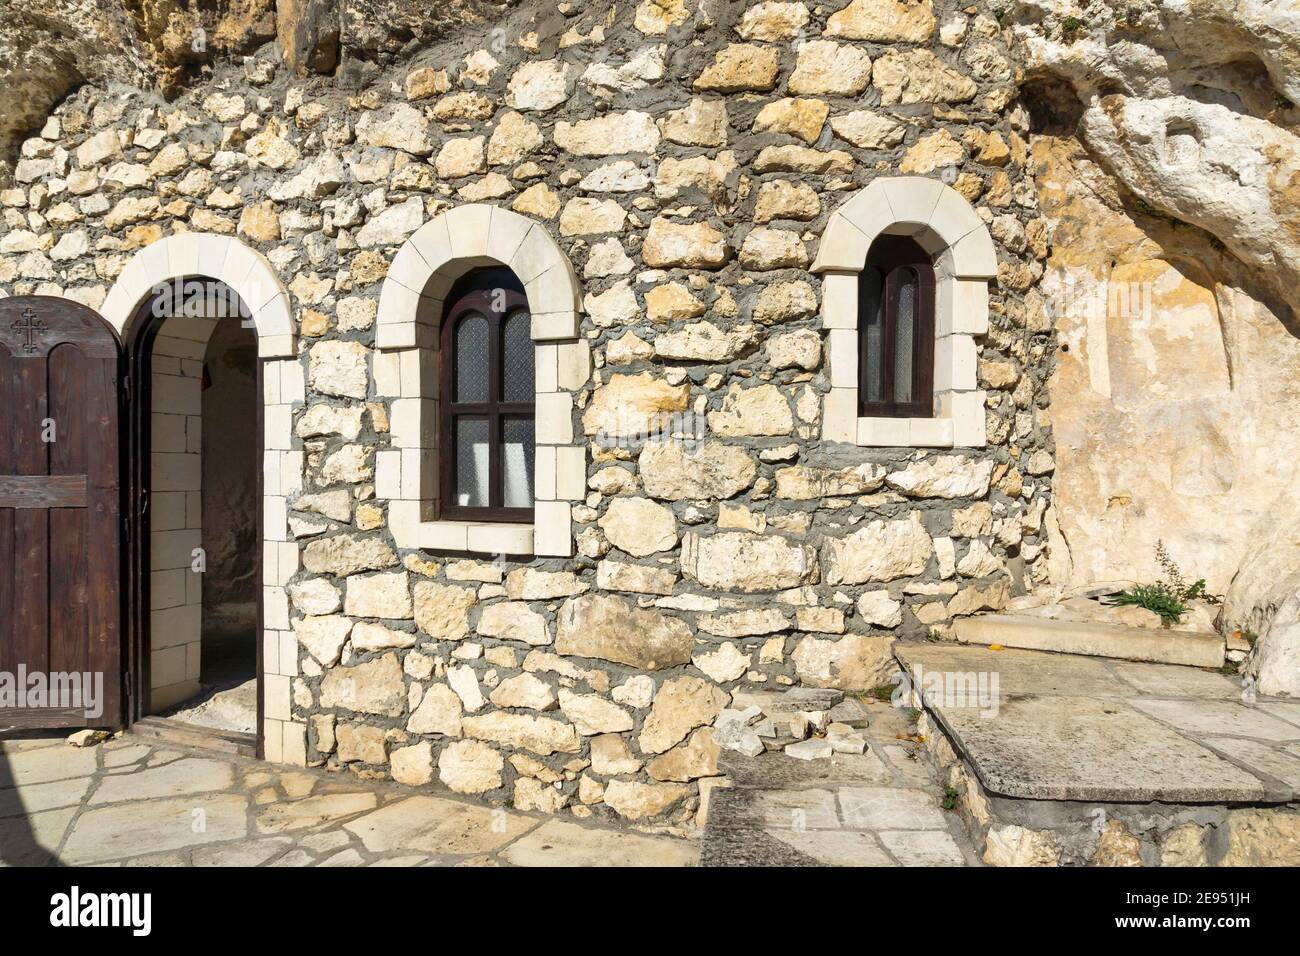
[0,733,698,867]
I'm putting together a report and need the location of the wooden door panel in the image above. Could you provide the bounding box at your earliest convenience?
[0,297,122,728]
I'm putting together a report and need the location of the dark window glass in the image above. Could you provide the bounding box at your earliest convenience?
[501,310,534,402]
[439,268,535,522]
[454,314,489,402]
[860,268,884,404]
[857,236,935,420]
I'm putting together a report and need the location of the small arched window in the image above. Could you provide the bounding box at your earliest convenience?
[439,267,535,522]
[858,235,936,418]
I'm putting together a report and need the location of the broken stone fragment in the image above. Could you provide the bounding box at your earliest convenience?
[715,705,763,729]
[67,728,110,748]
[785,738,834,761]
[827,722,867,755]
[828,699,869,728]
[713,721,765,757]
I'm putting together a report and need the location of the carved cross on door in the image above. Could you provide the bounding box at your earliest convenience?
[10,307,48,353]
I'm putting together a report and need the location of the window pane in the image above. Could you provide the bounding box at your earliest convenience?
[861,268,884,403]
[455,417,490,507]
[501,417,535,508]
[502,309,534,402]
[454,314,489,403]
[894,267,917,404]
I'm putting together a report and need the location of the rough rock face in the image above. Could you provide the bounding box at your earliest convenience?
[1013,0,1300,318]
[1011,1,1300,688]
[1032,132,1300,596]
[0,0,512,182]
[0,0,273,183]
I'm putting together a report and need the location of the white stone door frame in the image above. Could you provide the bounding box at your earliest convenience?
[101,233,304,762]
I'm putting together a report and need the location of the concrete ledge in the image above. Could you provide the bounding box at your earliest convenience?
[954,614,1225,669]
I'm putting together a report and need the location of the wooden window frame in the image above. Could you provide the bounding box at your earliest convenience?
[857,235,936,419]
[438,268,535,523]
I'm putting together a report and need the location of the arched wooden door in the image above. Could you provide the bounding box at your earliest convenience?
[0,296,123,728]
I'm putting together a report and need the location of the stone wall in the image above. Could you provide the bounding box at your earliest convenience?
[0,0,1054,826]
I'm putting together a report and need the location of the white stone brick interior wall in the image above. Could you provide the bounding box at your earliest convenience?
[0,0,1057,827]
[148,315,217,711]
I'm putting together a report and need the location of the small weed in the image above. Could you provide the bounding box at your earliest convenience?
[1110,584,1188,626]
[942,786,960,811]
[1220,659,1241,677]
[993,7,1007,24]
[905,706,921,723]
[866,684,895,702]
[1275,93,1294,110]
[1061,15,1083,34]
[1110,541,1219,626]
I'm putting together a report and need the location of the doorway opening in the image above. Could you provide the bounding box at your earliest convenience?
[126,277,261,747]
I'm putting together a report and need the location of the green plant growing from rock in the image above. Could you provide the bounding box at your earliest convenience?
[1110,583,1188,626]
[1109,541,1215,626]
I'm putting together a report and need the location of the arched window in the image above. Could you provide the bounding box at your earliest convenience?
[439,267,535,521]
[858,235,935,418]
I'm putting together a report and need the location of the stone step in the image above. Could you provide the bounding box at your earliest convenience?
[128,716,258,757]
[895,642,1300,866]
[953,613,1224,668]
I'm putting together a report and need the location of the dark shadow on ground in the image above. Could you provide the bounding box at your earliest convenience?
[0,730,65,865]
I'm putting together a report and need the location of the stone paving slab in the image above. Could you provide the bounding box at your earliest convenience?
[500,819,698,867]
[701,695,981,866]
[838,786,949,830]
[1258,701,1300,729]
[0,733,696,867]
[1110,661,1243,699]
[342,795,537,855]
[769,828,897,866]
[897,643,1132,698]
[934,695,1274,802]
[1131,699,1300,743]
[62,793,252,865]
[1203,737,1300,792]
[896,643,1299,803]
[717,748,896,790]
[699,821,835,867]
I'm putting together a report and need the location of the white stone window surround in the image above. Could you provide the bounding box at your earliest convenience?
[375,204,588,558]
[100,232,307,766]
[814,176,997,449]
